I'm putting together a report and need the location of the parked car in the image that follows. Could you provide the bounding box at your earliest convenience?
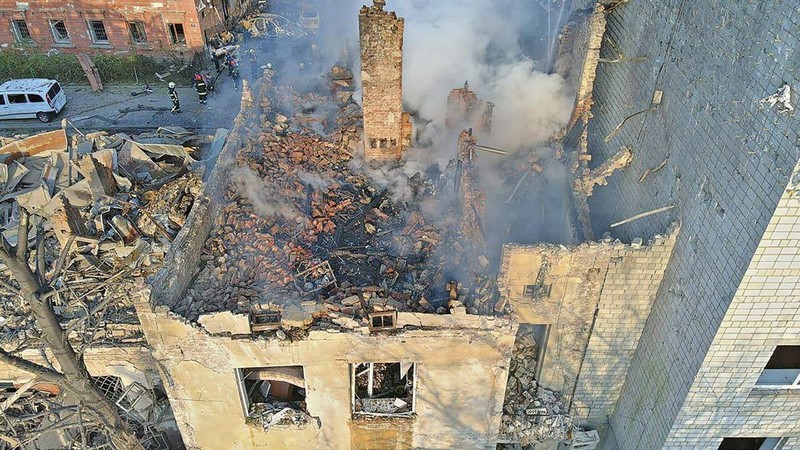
[299,9,320,31]
[0,78,67,123]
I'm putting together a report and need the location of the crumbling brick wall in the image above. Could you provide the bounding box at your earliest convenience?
[359,0,405,160]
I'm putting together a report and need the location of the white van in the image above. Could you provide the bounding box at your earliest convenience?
[0,79,67,123]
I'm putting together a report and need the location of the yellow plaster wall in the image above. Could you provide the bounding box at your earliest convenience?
[136,303,517,450]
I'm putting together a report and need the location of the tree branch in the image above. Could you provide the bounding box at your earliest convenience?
[35,225,46,284]
[15,208,29,263]
[0,348,64,384]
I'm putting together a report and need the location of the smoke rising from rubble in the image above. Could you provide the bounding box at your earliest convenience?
[395,0,573,152]
[316,0,573,153]
[231,167,301,219]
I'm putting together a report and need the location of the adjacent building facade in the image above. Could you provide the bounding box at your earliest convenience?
[0,0,253,57]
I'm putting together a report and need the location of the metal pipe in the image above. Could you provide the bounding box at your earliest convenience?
[474,144,508,156]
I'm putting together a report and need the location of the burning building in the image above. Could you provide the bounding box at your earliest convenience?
[358,0,412,161]
[446,81,495,134]
[2,1,799,449]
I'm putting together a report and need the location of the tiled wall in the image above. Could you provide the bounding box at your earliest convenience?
[581,0,800,448]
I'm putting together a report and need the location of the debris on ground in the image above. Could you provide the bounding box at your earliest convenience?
[760,83,794,113]
[499,328,573,445]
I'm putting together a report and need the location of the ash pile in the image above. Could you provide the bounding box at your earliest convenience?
[0,127,206,348]
[179,67,501,328]
[499,329,572,445]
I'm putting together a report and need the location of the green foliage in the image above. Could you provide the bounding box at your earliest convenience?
[0,50,183,85]
[0,51,83,83]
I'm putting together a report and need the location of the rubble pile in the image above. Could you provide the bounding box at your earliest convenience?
[0,127,206,348]
[500,330,573,445]
[180,129,452,320]
[249,402,312,431]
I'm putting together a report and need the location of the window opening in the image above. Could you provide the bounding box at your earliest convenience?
[168,23,186,45]
[87,20,109,44]
[755,345,800,387]
[127,21,147,43]
[235,367,311,431]
[352,362,415,417]
[718,437,787,450]
[49,20,70,43]
[11,20,32,42]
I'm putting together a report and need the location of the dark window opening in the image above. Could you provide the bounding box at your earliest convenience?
[27,94,44,103]
[390,139,397,147]
[370,139,377,149]
[87,20,109,44]
[379,138,387,149]
[718,437,785,450]
[0,96,5,105]
[7,94,27,104]
[11,20,32,42]
[369,311,396,331]
[756,345,800,386]
[127,21,147,44]
[352,362,414,416]
[168,23,186,45]
[49,20,70,43]
[236,367,311,430]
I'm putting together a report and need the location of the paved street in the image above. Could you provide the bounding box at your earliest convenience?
[0,69,249,136]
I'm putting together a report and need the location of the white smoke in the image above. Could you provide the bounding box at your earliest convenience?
[394,0,574,153]
[230,167,300,219]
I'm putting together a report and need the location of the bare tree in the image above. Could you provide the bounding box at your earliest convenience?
[0,208,144,450]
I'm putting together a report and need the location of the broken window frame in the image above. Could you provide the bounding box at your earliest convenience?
[49,19,70,44]
[351,362,416,418]
[235,366,308,420]
[754,345,800,388]
[168,22,187,46]
[127,21,147,44]
[87,20,109,45]
[10,19,32,42]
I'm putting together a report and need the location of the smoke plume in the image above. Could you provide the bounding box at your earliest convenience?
[231,167,300,219]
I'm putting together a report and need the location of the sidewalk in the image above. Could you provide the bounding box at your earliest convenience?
[0,70,249,135]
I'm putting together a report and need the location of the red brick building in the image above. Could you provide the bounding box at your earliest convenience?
[0,0,252,58]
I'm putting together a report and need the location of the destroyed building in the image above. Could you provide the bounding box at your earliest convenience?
[2,0,800,449]
[446,81,494,135]
[358,0,412,161]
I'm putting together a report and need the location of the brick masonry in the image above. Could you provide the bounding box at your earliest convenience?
[577,0,800,448]
[498,227,677,414]
[358,0,405,161]
[0,0,253,56]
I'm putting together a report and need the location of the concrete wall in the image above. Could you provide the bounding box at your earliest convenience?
[0,345,160,390]
[0,0,205,55]
[498,229,677,420]
[579,0,800,448]
[136,297,517,450]
[358,1,404,160]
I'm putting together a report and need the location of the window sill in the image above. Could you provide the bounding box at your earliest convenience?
[52,42,74,48]
[751,385,800,394]
[133,43,151,49]
[90,43,113,49]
